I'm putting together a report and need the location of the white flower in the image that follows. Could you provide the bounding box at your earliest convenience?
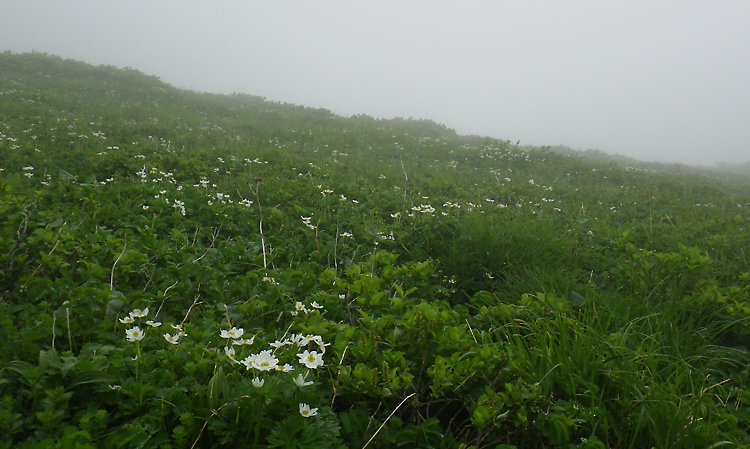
[232,336,255,346]
[171,323,186,336]
[126,326,145,342]
[240,355,254,370]
[146,320,161,327]
[276,363,294,372]
[246,350,279,371]
[131,308,149,318]
[312,336,330,353]
[299,403,318,418]
[310,301,323,309]
[252,377,265,388]
[297,350,324,369]
[119,315,134,324]
[225,346,237,361]
[295,301,307,313]
[294,374,314,387]
[220,327,244,339]
[164,333,180,344]
[296,334,314,346]
[269,339,291,348]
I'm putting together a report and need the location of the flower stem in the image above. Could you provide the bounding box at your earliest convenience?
[135,341,141,382]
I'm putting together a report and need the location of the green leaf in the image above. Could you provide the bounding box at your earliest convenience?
[70,369,118,387]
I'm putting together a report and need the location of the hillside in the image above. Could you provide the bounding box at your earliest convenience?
[2,51,750,449]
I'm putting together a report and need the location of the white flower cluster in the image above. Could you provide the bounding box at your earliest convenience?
[136,165,148,182]
[214,192,231,204]
[301,216,315,230]
[411,204,435,214]
[376,231,394,241]
[222,327,329,373]
[119,308,162,342]
[291,300,324,316]
[262,276,277,285]
[172,199,186,216]
[163,324,186,345]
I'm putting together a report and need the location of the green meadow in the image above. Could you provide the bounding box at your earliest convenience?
[2,51,750,448]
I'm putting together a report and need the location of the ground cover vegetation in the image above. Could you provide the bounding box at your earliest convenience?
[1,51,750,448]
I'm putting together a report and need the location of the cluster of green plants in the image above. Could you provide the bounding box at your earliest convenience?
[1,51,750,448]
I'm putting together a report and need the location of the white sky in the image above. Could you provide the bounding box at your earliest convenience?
[2,1,749,165]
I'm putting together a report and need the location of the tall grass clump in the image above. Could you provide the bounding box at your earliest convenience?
[475,289,748,447]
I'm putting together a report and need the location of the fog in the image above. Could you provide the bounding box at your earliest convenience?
[2,1,749,166]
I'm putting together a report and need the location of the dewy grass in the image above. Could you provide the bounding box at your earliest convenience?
[486,291,747,448]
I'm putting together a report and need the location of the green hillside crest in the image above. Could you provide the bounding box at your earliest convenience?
[1,51,750,448]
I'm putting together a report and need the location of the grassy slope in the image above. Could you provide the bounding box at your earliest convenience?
[1,51,750,448]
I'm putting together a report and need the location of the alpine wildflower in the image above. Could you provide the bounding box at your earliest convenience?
[131,308,149,318]
[276,363,294,373]
[252,377,265,388]
[220,327,245,339]
[126,326,145,342]
[297,350,324,369]
[247,350,279,371]
[299,403,318,418]
[294,374,314,387]
[163,333,180,345]
[232,336,255,346]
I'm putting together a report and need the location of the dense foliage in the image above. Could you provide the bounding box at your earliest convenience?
[2,51,750,448]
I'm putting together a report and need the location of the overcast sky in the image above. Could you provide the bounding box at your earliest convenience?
[2,1,749,166]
